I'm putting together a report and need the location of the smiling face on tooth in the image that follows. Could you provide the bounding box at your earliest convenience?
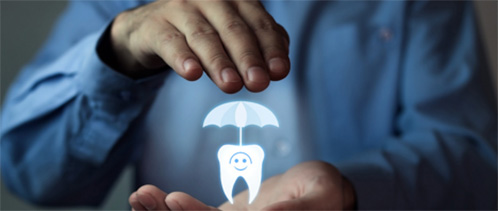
[218,145,265,204]
[229,152,252,171]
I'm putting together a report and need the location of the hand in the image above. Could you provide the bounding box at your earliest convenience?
[110,0,290,93]
[129,161,356,210]
[219,161,356,210]
[128,185,218,211]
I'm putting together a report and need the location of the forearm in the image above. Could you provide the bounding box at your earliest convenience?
[1,99,139,206]
[1,20,166,206]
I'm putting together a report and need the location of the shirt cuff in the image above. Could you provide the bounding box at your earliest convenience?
[76,24,167,108]
[72,24,167,164]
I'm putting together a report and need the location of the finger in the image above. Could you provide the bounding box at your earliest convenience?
[146,21,203,81]
[165,192,219,210]
[169,10,243,93]
[237,1,290,81]
[129,191,147,211]
[201,2,270,92]
[135,184,169,210]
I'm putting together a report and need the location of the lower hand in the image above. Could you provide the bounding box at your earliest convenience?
[129,161,356,210]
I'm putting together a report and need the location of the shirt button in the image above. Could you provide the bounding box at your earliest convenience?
[379,28,393,41]
[120,91,132,101]
[89,101,102,108]
[274,138,291,157]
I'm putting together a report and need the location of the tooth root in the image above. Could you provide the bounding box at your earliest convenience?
[221,179,233,204]
[247,173,262,204]
[247,145,264,204]
[219,145,234,204]
[221,174,237,204]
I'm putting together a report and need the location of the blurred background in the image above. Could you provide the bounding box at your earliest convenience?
[1,0,496,210]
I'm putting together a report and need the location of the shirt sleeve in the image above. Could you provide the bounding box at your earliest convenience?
[335,1,497,209]
[0,0,166,206]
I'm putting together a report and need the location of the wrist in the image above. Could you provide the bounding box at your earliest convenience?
[109,12,148,75]
[99,12,163,79]
[342,176,357,210]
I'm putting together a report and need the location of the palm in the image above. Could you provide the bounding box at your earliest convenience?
[219,161,347,210]
[129,161,355,210]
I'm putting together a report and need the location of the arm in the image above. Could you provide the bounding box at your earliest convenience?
[336,1,497,209]
[1,0,291,206]
[0,0,164,206]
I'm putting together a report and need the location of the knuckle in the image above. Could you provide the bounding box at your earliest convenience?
[223,20,248,34]
[189,26,218,41]
[185,19,218,39]
[262,46,286,58]
[190,27,218,38]
[254,17,279,33]
[208,53,230,70]
[239,51,260,64]
[158,31,184,45]
[210,52,227,64]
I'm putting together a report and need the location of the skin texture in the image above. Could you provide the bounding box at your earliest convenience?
[129,161,357,210]
[110,0,290,93]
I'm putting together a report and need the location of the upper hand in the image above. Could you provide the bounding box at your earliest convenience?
[129,161,356,210]
[110,0,290,93]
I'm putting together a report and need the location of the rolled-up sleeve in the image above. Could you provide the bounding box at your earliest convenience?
[1,0,166,206]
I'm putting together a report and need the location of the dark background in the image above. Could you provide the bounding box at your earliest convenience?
[1,0,496,210]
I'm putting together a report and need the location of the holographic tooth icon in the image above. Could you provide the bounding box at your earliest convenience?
[218,145,264,204]
[203,101,279,204]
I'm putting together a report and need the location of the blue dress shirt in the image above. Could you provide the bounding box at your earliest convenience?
[1,0,496,209]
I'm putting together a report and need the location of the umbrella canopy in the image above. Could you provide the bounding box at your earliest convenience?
[203,101,279,145]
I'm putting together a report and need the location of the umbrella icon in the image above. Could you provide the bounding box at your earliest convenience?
[203,101,279,145]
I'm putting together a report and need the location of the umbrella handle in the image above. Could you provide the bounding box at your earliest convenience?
[239,127,243,146]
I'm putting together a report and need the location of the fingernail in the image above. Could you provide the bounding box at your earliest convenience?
[165,197,182,210]
[136,192,156,210]
[247,66,269,83]
[221,68,241,83]
[268,58,287,74]
[183,58,199,73]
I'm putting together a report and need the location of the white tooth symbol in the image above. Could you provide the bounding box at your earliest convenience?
[218,144,264,204]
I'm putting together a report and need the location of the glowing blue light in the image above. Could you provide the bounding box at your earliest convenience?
[203,101,279,204]
[203,101,279,146]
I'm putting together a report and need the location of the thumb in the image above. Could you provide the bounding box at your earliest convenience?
[165,192,219,210]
